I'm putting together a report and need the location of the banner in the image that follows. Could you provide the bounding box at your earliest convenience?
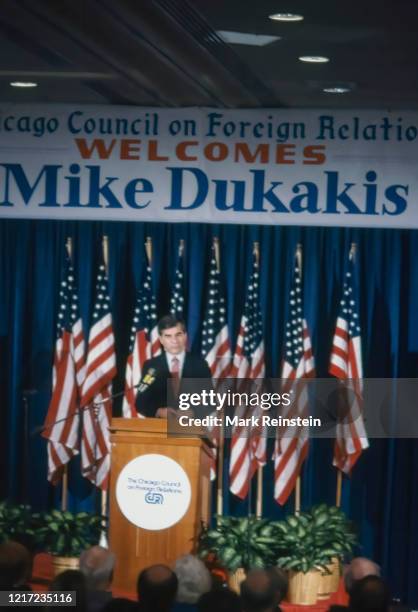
[0,104,417,228]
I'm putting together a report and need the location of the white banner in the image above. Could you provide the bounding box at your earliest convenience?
[0,104,417,228]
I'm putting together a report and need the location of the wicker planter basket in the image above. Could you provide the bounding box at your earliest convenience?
[228,568,246,594]
[328,557,341,593]
[51,555,79,576]
[317,558,340,599]
[288,569,321,605]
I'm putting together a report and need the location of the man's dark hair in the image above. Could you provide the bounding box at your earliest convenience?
[197,588,242,612]
[158,315,186,334]
[103,598,138,611]
[240,569,276,612]
[137,564,178,612]
[349,576,391,612]
[266,566,288,604]
[50,570,87,612]
[0,541,32,589]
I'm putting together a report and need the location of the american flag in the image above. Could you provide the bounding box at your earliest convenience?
[229,253,266,499]
[170,242,186,321]
[201,244,231,479]
[329,249,368,473]
[42,251,85,484]
[273,251,315,506]
[201,245,231,379]
[80,261,116,490]
[122,264,160,418]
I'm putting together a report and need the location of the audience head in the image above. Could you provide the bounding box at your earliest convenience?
[349,575,390,612]
[240,569,277,612]
[345,557,381,593]
[50,569,87,612]
[137,564,178,612]
[174,554,212,603]
[197,588,242,612]
[266,566,288,605]
[79,545,115,590]
[103,598,138,611]
[0,540,32,589]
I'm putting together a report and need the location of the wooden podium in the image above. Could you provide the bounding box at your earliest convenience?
[108,418,212,592]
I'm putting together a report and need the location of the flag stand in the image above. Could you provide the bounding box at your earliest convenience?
[60,236,73,512]
[295,476,301,514]
[61,467,68,511]
[145,235,153,266]
[253,242,265,519]
[214,237,225,517]
[216,423,225,517]
[336,470,342,507]
[100,235,109,544]
[256,467,263,517]
[295,244,303,516]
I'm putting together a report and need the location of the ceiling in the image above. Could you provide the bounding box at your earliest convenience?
[1,0,418,109]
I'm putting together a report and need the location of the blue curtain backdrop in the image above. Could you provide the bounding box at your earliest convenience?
[0,218,417,605]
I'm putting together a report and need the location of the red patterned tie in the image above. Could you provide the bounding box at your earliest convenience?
[171,356,180,397]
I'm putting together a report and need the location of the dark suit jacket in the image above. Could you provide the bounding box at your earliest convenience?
[135,352,213,417]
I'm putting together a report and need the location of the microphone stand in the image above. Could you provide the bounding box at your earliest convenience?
[31,383,144,438]
[32,382,147,546]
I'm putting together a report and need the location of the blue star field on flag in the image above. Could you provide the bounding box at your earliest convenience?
[129,265,158,350]
[201,249,227,359]
[284,260,305,369]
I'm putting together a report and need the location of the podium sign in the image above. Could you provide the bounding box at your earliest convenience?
[115,453,192,530]
[109,418,211,592]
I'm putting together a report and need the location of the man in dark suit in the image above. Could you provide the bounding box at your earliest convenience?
[135,315,213,418]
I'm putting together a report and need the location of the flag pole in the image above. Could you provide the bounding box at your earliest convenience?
[146,236,153,266]
[336,470,342,507]
[294,243,303,515]
[214,237,225,517]
[60,237,74,512]
[335,242,356,509]
[101,235,109,525]
[253,242,264,518]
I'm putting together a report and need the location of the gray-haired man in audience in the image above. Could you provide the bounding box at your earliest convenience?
[173,554,212,610]
[79,546,115,612]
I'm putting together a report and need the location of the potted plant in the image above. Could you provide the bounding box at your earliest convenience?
[198,516,284,593]
[309,504,357,599]
[275,511,331,605]
[275,505,358,604]
[0,501,40,552]
[37,510,106,575]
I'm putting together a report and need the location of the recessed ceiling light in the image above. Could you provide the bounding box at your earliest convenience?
[216,30,281,46]
[323,87,350,94]
[299,56,329,63]
[10,81,38,88]
[269,13,304,22]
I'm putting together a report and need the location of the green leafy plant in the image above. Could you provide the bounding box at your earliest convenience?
[198,505,357,575]
[0,502,41,550]
[37,510,106,557]
[198,515,285,572]
[309,503,357,560]
[276,504,357,574]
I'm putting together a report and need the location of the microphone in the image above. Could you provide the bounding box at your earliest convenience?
[136,368,157,394]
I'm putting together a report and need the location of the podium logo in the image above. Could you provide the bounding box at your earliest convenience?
[145,492,164,505]
[116,454,191,531]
